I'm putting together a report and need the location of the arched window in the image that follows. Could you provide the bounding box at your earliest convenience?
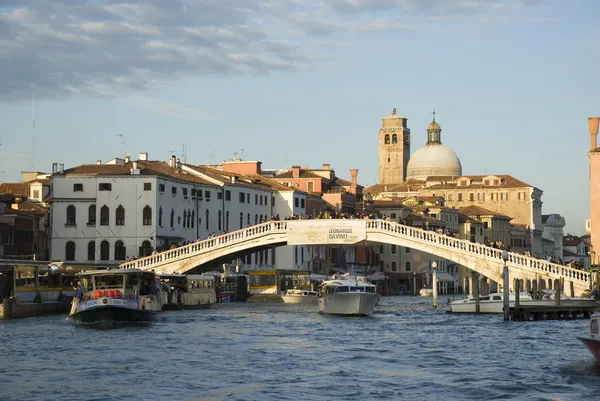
[65,241,76,260]
[115,205,125,226]
[247,213,250,225]
[88,205,96,226]
[205,209,209,230]
[140,240,153,257]
[170,209,174,228]
[259,214,263,223]
[87,241,95,261]
[100,240,110,260]
[218,210,222,231]
[392,134,398,144]
[384,134,390,144]
[100,205,109,226]
[191,210,195,228]
[187,210,191,228]
[114,240,126,261]
[240,212,244,229]
[183,210,187,228]
[66,205,76,226]
[255,214,258,225]
[226,211,229,231]
[379,244,384,253]
[158,207,163,226]
[143,206,152,226]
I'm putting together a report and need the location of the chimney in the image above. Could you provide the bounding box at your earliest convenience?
[170,155,176,168]
[322,163,331,171]
[231,176,237,183]
[589,117,600,151]
[97,160,101,165]
[52,163,58,174]
[131,161,140,175]
[292,165,301,178]
[124,154,131,163]
[139,152,148,161]
[349,169,358,195]
[59,163,64,173]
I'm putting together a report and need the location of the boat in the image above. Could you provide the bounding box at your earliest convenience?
[158,274,216,310]
[68,269,162,323]
[281,288,319,304]
[578,312,600,365]
[318,273,380,316]
[449,290,597,314]
[419,287,433,297]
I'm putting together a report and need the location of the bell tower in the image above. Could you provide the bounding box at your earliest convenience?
[378,108,410,184]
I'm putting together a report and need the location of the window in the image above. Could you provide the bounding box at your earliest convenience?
[65,241,76,260]
[240,213,244,229]
[218,192,222,200]
[205,209,209,230]
[483,222,489,229]
[469,193,474,201]
[115,205,125,226]
[198,190,203,199]
[379,245,384,253]
[170,209,174,228]
[390,213,397,219]
[477,193,484,201]
[225,190,231,201]
[205,191,211,200]
[272,197,275,206]
[260,196,263,206]
[140,241,153,257]
[73,183,83,192]
[100,205,109,225]
[255,194,258,204]
[405,261,411,272]
[484,180,489,185]
[114,240,126,261]
[144,183,152,191]
[494,180,499,185]
[88,205,96,226]
[87,241,95,261]
[501,192,508,201]
[99,183,112,191]
[66,205,76,226]
[191,210,195,228]
[405,247,411,253]
[294,198,299,207]
[183,210,187,228]
[143,206,152,225]
[391,245,397,254]
[191,189,196,197]
[246,193,250,203]
[218,211,222,231]
[255,214,258,225]
[159,184,165,192]
[457,193,463,201]
[33,189,40,199]
[159,207,163,226]
[183,188,188,197]
[392,134,398,144]
[384,134,390,144]
[448,193,453,201]
[308,182,314,192]
[391,261,397,272]
[226,211,229,231]
[247,213,250,226]
[172,186,177,195]
[100,240,110,260]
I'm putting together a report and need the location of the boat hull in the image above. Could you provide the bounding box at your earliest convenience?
[162,302,212,311]
[318,293,379,316]
[578,337,600,365]
[450,299,598,313]
[281,295,318,305]
[69,306,157,323]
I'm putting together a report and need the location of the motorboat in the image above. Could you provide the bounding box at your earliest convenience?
[281,288,319,305]
[578,312,600,365]
[419,287,433,297]
[448,292,534,313]
[69,269,162,323]
[318,273,380,316]
[159,274,216,310]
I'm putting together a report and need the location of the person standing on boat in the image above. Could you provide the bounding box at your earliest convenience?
[74,281,84,300]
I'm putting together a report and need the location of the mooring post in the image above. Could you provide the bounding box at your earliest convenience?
[515,280,520,307]
[432,261,438,308]
[502,250,510,322]
[532,279,538,300]
[555,279,561,307]
[473,272,480,313]
[570,280,575,298]
[537,275,542,300]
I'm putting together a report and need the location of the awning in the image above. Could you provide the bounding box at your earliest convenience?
[435,272,457,282]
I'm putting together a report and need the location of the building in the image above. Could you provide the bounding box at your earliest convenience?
[457,206,512,248]
[588,117,600,255]
[378,108,411,185]
[563,234,589,269]
[541,214,566,260]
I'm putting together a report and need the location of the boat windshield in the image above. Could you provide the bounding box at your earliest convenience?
[94,274,125,290]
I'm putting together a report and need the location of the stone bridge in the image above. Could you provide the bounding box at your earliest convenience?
[119,220,591,296]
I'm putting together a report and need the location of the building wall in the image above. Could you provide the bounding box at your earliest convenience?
[378,111,410,185]
[590,152,600,254]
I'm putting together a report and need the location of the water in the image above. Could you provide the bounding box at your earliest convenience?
[1,296,599,401]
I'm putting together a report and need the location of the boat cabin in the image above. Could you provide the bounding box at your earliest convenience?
[247,269,312,295]
[76,269,160,301]
[158,274,216,308]
[591,314,599,340]
[320,275,377,296]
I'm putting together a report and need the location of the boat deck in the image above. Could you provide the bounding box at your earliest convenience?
[510,304,599,321]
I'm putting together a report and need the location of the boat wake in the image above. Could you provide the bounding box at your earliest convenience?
[69,318,152,330]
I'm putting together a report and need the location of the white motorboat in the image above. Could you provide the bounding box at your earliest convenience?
[448,292,533,313]
[281,288,319,305]
[318,273,380,316]
[419,287,433,297]
[158,274,216,310]
[578,312,600,366]
[69,269,162,322]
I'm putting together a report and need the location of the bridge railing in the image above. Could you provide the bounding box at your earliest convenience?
[368,220,589,285]
[119,221,288,270]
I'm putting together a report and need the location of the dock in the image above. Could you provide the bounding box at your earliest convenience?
[510,304,597,321]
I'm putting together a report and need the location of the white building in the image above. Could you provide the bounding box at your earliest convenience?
[51,153,308,270]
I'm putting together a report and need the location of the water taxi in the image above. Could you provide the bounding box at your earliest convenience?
[318,273,379,316]
[281,288,319,305]
[578,312,600,365]
[69,269,162,322]
[159,274,216,310]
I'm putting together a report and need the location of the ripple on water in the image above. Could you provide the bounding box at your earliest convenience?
[2,296,600,401]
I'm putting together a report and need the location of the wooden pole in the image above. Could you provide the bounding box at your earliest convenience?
[515,279,520,307]
[532,279,538,300]
[570,280,575,298]
[432,266,438,308]
[503,264,510,321]
[555,278,560,307]
[473,272,480,313]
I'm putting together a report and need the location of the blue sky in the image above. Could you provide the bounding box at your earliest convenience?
[1,0,598,234]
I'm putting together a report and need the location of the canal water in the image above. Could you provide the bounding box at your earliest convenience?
[1,296,599,401]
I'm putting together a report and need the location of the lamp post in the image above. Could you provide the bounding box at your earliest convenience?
[501,250,510,322]
[432,260,438,308]
[413,271,417,296]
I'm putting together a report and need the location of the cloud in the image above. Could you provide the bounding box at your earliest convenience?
[0,0,541,102]
[128,95,215,121]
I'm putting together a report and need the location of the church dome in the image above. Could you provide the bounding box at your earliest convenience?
[406,114,462,180]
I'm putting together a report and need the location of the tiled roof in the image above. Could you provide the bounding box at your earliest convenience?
[563,236,582,246]
[58,161,215,186]
[17,200,49,214]
[458,212,482,225]
[563,248,579,257]
[273,170,325,180]
[0,193,13,202]
[0,183,29,197]
[30,179,50,185]
[364,182,417,194]
[373,200,410,208]
[458,205,512,219]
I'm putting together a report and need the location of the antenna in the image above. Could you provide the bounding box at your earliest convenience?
[32,91,35,171]
[181,143,187,164]
[284,152,288,168]
[235,148,245,160]
[204,142,213,165]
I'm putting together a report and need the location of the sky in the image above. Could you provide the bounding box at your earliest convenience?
[1,0,599,234]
